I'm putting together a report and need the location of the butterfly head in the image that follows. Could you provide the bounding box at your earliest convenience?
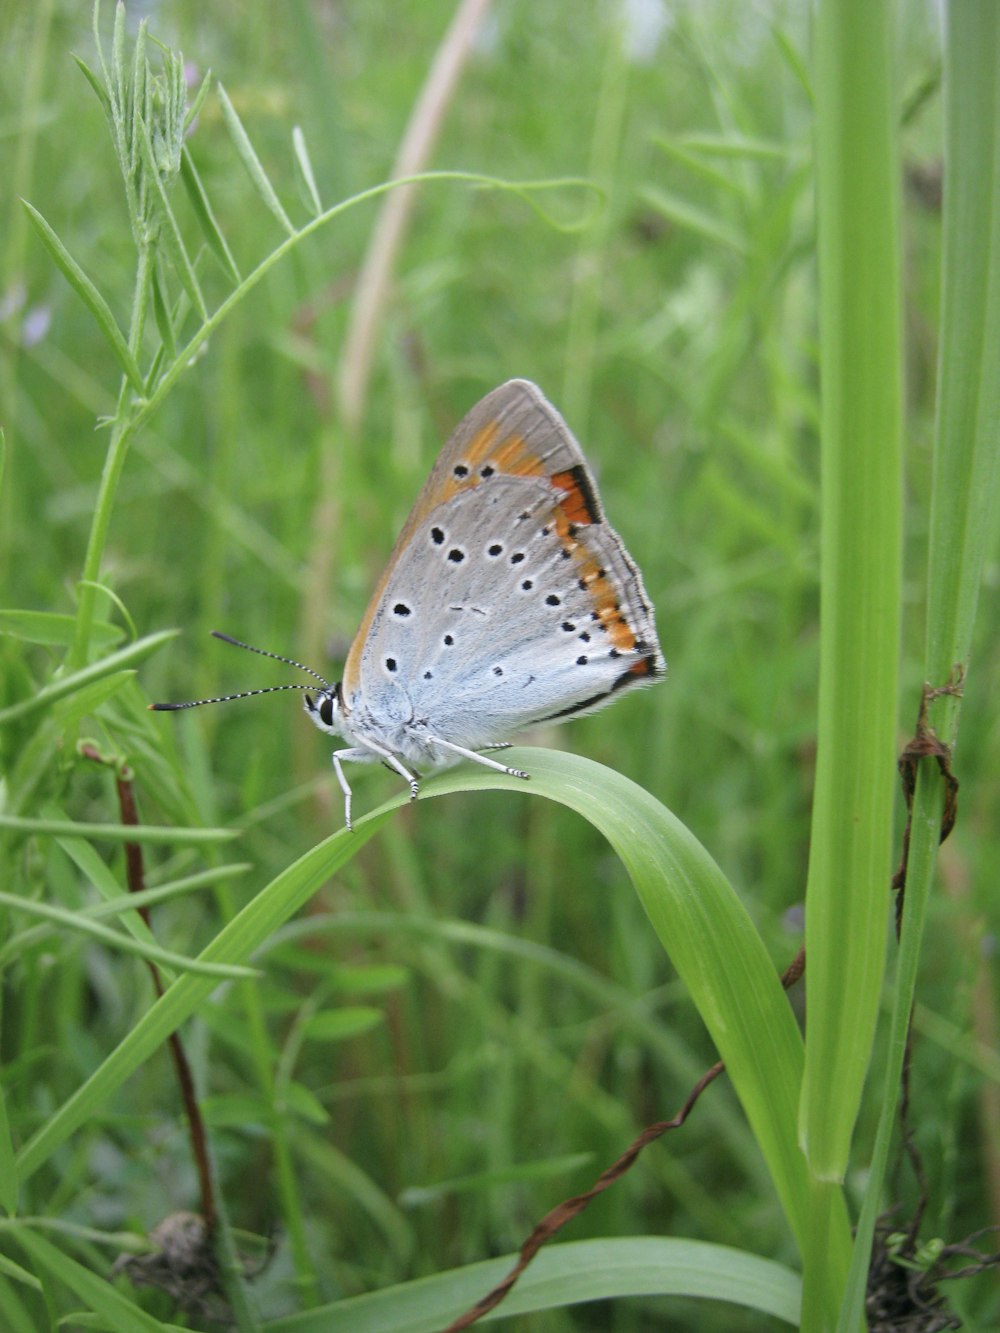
[303,684,344,738]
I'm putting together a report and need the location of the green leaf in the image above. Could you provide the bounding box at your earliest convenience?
[400,1153,594,1207]
[332,963,409,995]
[202,1093,270,1129]
[0,815,236,846]
[149,260,177,361]
[8,1228,168,1333]
[13,748,850,1315]
[281,1081,329,1126]
[803,0,902,1183]
[20,201,144,393]
[677,132,796,160]
[72,54,112,116]
[0,890,255,980]
[304,1007,384,1043]
[0,627,177,724]
[259,1237,802,1331]
[136,115,208,320]
[184,66,213,132]
[180,145,241,283]
[0,611,122,650]
[0,1081,17,1215]
[837,5,1000,1329]
[217,83,296,237]
[292,125,322,217]
[0,861,250,973]
[639,185,748,254]
[52,671,135,729]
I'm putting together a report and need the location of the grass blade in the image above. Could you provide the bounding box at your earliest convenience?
[260,1238,802,1330]
[0,815,235,845]
[836,3,1000,1325]
[7,1228,168,1333]
[801,0,902,1184]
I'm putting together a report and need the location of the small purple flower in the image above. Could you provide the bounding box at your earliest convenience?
[22,303,52,347]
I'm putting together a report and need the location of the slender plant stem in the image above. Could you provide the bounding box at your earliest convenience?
[64,169,591,670]
[836,3,1000,1326]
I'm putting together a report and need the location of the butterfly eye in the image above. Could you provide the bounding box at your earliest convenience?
[319,694,335,726]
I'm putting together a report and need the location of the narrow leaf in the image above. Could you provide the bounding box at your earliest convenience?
[260,1237,801,1331]
[136,116,208,320]
[217,82,297,236]
[129,18,148,177]
[0,1081,17,1215]
[292,125,323,216]
[180,145,241,282]
[282,1081,329,1125]
[0,890,255,979]
[150,259,177,361]
[837,4,1000,1326]
[20,202,145,393]
[639,185,748,254]
[0,815,236,846]
[13,747,851,1311]
[184,67,213,132]
[0,628,177,724]
[72,55,112,116]
[305,1007,384,1042]
[0,610,122,650]
[10,1228,167,1333]
[802,0,902,1181]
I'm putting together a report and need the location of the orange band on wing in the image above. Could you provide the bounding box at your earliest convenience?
[574,554,639,652]
[550,465,601,526]
[461,425,547,478]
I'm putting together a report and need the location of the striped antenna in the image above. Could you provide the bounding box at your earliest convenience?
[148,630,334,713]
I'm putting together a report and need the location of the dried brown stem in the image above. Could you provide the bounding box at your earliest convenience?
[441,947,808,1330]
[81,745,218,1233]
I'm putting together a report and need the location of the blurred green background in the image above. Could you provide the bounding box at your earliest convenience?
[1,1,997,1328]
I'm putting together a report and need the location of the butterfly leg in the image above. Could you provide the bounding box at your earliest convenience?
[427,736,529,780]
[331,749,366,831]
[332,744,420,830]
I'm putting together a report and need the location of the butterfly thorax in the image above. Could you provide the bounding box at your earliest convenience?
[303,684,461,771]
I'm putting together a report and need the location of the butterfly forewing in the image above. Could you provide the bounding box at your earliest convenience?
[345,380,663,747]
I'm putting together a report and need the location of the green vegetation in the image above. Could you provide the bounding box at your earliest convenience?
[1,2,998,1329]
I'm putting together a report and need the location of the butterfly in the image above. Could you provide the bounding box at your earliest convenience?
[151,380,664,827]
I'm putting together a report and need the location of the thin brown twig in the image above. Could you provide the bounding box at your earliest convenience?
[887,674,964,1251]
[81,745,218,1233]
[441,946,808,1331]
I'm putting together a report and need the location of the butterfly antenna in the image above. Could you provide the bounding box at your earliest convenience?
[210,630,333,688]
[148,632,335,712]
[149,683,316,712]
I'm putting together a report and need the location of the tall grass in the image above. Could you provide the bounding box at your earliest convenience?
[1,2,997,1330]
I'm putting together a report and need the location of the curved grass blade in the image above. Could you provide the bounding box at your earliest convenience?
[260,1236,801,1331]
[13,747,850,1324]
